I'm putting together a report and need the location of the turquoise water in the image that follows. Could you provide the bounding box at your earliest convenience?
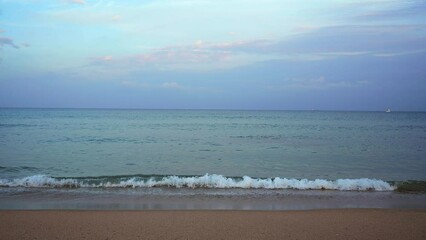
[0,109,425,185]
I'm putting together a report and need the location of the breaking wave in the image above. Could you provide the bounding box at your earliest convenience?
[0,174,395,191]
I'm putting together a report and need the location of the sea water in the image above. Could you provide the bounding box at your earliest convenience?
[0,109,425,192]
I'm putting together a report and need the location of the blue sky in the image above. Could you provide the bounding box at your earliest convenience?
[1,0,425,110]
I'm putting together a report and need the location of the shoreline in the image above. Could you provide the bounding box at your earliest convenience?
[1,209,425,240]
[1,187,426,210]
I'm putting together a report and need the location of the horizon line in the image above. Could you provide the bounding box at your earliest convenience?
[0,107,423,113]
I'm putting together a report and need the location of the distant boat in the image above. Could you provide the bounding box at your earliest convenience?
[385,108,391,113]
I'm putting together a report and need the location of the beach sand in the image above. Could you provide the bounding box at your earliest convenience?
[0,209,425,240]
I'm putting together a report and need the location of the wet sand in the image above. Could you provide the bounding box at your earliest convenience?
[2,187,426,210]
[1,209,425,240]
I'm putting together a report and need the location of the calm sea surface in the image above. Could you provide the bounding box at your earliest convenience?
[1,109,425,182]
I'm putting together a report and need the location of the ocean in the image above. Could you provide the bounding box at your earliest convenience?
[1,109,425,209]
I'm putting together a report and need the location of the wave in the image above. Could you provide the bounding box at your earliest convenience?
[0,174,396,191]
[0,166,40,173]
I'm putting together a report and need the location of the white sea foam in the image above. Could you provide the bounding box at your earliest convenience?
[0,175,79,188]
[0,174,395,191]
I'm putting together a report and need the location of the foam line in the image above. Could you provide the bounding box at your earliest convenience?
[0,174,395,191]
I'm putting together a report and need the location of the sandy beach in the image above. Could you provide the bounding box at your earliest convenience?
[1,209,425,240]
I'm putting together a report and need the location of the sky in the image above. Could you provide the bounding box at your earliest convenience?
[0,0,425,111]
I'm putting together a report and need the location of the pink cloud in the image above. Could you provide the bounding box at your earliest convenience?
[90,55,114,65]
[89,39,280,70]
[89,41,244,68]
[68,0,86,4]
[158,39,271,53]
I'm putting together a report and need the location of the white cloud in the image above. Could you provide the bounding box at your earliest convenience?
[119,80,185,91]
[265,76,370,90]
[161,82,183,89]
[373,49,426,57]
